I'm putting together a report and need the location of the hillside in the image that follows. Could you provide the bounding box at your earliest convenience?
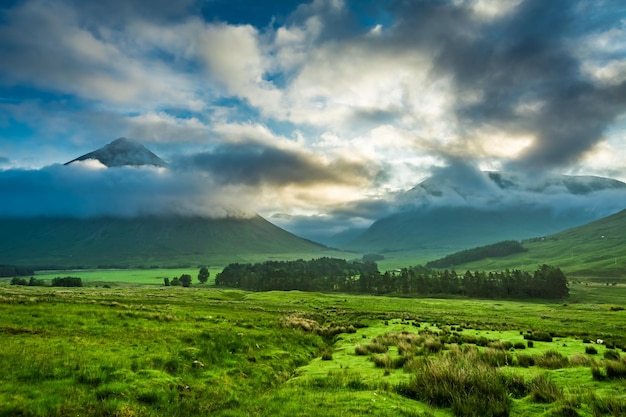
[0,215,334,269]
[443,208,626,279]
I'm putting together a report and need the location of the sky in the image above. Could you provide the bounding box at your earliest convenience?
[0,0,625,238]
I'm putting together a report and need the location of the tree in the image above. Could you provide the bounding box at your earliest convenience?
[164,277,170,286]
[198,266,209,284]
[179,274,192,287]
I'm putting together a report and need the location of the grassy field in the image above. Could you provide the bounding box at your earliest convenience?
[1,276,625,417]
[33,268,224,286]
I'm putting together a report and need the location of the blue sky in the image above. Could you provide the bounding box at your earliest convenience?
[0,0,625,237]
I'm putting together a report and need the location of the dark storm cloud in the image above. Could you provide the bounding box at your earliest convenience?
[174,143,377,187]
[385,0,626,170]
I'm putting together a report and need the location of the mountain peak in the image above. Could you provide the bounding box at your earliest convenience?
[65,138,167,168]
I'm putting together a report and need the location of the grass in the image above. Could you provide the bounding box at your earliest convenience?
[0,280,625,416]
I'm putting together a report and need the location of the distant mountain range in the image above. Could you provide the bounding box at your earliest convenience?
[343,170,626,258]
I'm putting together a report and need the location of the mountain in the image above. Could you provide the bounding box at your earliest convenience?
[345,171,626,258]
[0,215,332,268]
[0,139,337,268]
[441,208,626,278]
[65,137,168,167]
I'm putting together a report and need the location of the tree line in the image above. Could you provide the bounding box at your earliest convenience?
[216,257,569,299]
[216,258,378,292]
[425,240,528,268]
[0,265,35,277]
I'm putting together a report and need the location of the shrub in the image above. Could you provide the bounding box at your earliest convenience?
[10,277,28,286]
[529,374,562,403]
[585,346,598,355]
[28,277,45,286]
[51,276,83,287]
[513,342,526,350]
[527,341,534,348]
[321,350,333,361]
[603,350,620,361]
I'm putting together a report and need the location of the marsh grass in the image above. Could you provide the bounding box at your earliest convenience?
[1,283,626,416]
[398,352,512,417]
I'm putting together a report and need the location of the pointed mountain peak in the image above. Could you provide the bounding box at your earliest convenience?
[65,138,167,168]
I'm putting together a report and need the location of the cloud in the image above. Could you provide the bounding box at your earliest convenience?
[0,1,205,110]
[0,162,270,218]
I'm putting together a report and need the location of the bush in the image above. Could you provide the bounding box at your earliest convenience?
[10,277,28,286]
[513,342,526,350]
[585,346,598,355]
[604,350,620,361]
[51,276,83,287]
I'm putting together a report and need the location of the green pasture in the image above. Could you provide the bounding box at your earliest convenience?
[32,267,224,286]
[1,282,624,416]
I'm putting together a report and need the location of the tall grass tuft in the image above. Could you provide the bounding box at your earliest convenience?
[535,350,569,369]
[398,353,511,417]
[529,374,563,403]
[588,393,626,416]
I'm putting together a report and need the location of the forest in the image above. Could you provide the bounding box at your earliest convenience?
[216,258,569,299]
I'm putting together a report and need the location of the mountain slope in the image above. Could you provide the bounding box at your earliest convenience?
[345,171,626,257]
[449,208,626,278]
[0,215,331,268]
[65,138,167,167]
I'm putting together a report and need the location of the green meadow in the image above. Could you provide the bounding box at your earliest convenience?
[1,275,625,417]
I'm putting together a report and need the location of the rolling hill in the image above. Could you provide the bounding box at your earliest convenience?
[440,208,626,279]
[0,215,333,269]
